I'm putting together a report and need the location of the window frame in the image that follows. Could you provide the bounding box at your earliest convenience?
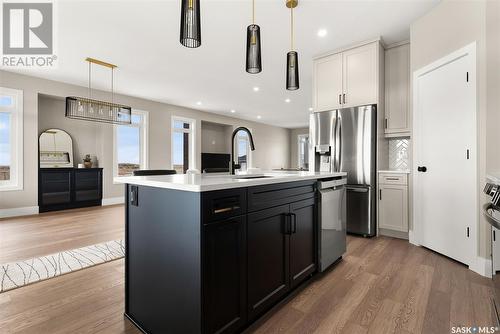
[297,133,309,170]
[0,87,23,192]
[170,116,196,173]
[113,109,149,181]
[234,128,252,172]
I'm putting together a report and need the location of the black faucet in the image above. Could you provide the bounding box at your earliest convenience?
[231,127,255,175]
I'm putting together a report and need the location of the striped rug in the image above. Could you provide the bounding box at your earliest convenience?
[0,239,125,293]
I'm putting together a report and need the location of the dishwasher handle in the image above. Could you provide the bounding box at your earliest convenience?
[346,187,368,193]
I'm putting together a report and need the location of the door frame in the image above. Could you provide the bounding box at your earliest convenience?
[411,42,478,269]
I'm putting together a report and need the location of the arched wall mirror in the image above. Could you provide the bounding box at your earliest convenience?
[39,129,74,168]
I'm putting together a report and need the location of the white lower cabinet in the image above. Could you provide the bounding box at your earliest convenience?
[378,172,409,238]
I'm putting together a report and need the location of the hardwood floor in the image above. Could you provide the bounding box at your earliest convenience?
[0,206,495,333]
[0,205,124,263]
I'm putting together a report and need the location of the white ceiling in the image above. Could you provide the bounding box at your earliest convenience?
[5,0,439,128]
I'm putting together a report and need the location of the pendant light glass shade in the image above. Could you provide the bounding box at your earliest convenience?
[246,24,262,74]
[180,0,201,48]
[286,51,299,90]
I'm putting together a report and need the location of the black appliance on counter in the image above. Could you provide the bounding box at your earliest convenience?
[201,153,230,173]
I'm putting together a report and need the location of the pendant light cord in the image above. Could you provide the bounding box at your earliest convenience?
[290,5,294,51]
[252,0,255,24]
[111,67,114,104]
[88,61,92,99]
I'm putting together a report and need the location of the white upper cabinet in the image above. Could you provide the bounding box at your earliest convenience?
[313,41,381,112]
[384,43,410,136]
[342,43,378,108]
[313,53,343,112]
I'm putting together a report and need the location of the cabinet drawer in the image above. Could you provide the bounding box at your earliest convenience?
[379,173,407,185]
[248,180,316,212]
[202,188,247,223]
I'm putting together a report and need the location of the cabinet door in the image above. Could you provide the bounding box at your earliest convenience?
[379,184,408,232]
[342,43,378,108]
[385,44,410,134]
[289,198,316,288]
[203,217,246,334]
[39,169,72,206]
[74,169,102,202]
[313,53,343,112]
[247,204,290,320]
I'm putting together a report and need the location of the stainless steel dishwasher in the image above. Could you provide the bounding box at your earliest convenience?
[317,176,347,272]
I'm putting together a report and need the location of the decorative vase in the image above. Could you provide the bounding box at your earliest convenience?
[84,161,93,168]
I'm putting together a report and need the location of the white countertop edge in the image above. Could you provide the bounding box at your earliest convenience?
[378,170,411,174]
[114,172,347,192]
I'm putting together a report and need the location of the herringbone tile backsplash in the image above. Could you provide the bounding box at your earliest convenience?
[389,138,410,171]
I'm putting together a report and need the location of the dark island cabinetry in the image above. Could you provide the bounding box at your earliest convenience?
[125,180,317,334]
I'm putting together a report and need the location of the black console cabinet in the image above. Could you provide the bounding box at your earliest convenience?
[125,180,317,334]
[38,168,102,212]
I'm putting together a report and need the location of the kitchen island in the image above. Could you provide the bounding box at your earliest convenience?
[118,171,346,334]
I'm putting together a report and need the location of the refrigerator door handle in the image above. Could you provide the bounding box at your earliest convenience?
[335,114,342,172]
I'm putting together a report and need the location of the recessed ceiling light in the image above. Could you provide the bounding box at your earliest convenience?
[230,109,236,113]
[196,101,202,106]
[308,107,314,111]
[253,86,260,92]
[317,29,327,38]
[257,115,262,119]
[285,98,291,103]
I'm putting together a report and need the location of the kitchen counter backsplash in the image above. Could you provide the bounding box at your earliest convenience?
[389,138,410,171]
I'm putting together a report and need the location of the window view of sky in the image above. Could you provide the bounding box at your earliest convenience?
[117,125,140,165]
[0,113,11,166]
[172,132,185,166]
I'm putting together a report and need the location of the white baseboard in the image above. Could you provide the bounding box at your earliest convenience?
[408,230,420,246]
[102,197,124,206]
[469,256,492,278]
[0,206,39,219]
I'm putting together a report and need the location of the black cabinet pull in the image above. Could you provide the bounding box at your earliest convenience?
[291,213,297,233]
[494,230,496,242]
[417,166,427,172]
[283,213,291,235]
[379,189,382,200]
[343,93,346,104]
[338,94,342,105]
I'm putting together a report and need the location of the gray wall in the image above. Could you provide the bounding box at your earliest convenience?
[38,95,103,166]
[410,0,498,260]
[0,70,291,209]
[201,121,231,154]
[289,128,309,169]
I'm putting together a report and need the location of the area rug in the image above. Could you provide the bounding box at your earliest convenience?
[0,239,125,293]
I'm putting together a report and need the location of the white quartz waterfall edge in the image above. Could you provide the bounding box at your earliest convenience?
[0,239,125,293]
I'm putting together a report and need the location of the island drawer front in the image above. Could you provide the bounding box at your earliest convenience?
[248,180,316,212]
[202,188,248,223]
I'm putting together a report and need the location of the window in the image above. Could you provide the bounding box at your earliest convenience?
[297,134,309,170]
[171,116,195,174]
[114,111,148,178]
[235,129,252,172]
[0,87,23,191]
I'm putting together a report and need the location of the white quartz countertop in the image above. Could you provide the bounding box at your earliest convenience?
[115,171,347,192]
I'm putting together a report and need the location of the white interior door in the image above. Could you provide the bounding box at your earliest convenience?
[413,44,476,266]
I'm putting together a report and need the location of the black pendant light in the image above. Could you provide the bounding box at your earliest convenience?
[246,0,262,73]
[180,0,201,48]
[286,0,299,90]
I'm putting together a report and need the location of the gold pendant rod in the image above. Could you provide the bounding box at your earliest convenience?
[85,57,117,69]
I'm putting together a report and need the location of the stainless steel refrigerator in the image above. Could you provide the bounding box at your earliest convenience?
[310,105,377,236]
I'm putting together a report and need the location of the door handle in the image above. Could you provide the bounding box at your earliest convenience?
[346,187,368,193]
[417,166,427,172]
[343,93,346,104]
